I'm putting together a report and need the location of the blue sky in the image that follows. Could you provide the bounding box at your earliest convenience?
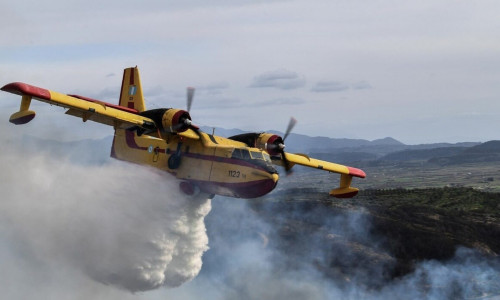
[1,0,500,144]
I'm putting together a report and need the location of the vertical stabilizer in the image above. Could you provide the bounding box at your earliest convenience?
[119,66,146,112]
[112,66,146,159]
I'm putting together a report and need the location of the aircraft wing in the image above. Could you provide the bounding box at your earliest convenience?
[281,152,366,198]
[1,82,156,131]
[177,128,201,140]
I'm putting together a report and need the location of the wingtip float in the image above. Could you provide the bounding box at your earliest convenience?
[1,82,46,125]
[1,67,366,199]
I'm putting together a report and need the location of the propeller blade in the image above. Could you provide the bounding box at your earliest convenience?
[280,117,297,175]
[187,87,195,112]
[283,117,297,141]
[280,149,293,175]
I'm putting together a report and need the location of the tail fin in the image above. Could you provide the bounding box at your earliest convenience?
[118,66,146,112]
[112,66,146,159]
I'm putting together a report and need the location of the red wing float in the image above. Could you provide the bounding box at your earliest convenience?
[1,67,365,199]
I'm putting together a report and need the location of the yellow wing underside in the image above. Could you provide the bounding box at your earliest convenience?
[280,152,366,198]
[1,82,155,131]
[284,153,350,174]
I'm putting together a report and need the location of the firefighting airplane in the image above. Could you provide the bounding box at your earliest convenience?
[1,67,365,199]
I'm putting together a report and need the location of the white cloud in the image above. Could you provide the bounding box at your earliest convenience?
[250,69,306,90]
[311,81,349,93]
[2,0,500,143]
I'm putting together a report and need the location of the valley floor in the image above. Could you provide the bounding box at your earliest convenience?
[277,161,500,193]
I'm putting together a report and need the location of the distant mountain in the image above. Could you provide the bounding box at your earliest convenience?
[197,126,486,161]
[376,141,500,165]
[201,126,409,155]
[429,140,500,166]
[308,152,378,164]
[279,133,405,153]
[371,137,405,146]
[380,147,468,162]
[464,140,500,153]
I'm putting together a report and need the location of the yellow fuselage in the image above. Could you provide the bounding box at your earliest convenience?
[111,129,279,198]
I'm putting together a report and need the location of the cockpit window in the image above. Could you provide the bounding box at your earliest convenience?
[232,148,251,160]
[231,149,242,159]
[241,149,250,159]
[250,151,264,160]
[263,153,271,162]
[232,149,271,162]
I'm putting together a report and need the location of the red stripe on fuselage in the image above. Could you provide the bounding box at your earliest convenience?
[183,152,272,173]
[118,70,126,105]
[125,131,146,150]
[122,132,272,173]
[124,131,159,151]
[122,131,274,176]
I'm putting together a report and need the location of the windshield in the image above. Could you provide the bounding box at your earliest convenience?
[231,148,277,173]
[231,148,251,160]
[250,151,263,160]
[232,149,271,161]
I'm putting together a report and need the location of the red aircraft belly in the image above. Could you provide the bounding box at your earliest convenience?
[192,177,278,199]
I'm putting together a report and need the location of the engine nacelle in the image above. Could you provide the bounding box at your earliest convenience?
[255,133,283,156]
[228,132,284,155]
[161,108,191,133]
[140,108,192,133]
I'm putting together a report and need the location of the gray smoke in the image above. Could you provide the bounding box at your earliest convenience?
[197,198,500,300]
[0,131,211,293]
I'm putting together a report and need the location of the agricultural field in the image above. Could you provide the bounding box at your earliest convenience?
[275,161,500,195]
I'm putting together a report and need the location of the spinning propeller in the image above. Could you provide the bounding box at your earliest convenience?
[187,87,195,113]
[170,87,198,132]
[185,87,199,131]
[281,117,297,174]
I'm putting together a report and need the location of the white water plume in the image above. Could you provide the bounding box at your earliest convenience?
[0,137,211,292]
